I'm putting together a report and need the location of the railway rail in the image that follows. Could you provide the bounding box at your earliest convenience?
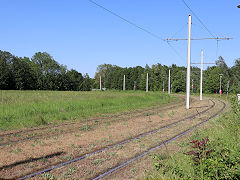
[93,99,226,180]
[0,97,186,147]
[16,99,222,180]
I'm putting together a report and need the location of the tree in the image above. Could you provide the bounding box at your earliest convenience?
[80,73,92,91]
[32,52,62,90]
[66,69,83,91]
[230,59,240,93]
[0,50,13,89]
[11,56,37,90]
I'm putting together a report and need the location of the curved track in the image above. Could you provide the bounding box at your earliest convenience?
[17,99,221,180]
[0,97,186,147]
[93,99,226,180]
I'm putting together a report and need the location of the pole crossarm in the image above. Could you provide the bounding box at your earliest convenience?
[164,37,232,42]
[191,62,215,64]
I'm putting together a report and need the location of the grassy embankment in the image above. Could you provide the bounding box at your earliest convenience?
[146,94,240,179]
[0,90,177,131]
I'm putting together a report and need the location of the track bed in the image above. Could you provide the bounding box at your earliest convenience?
[0,96,226,179]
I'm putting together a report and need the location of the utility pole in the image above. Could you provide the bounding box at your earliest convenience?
[123,75,125,91]
[200,50,203,100]
[227,80,229,97]
[192,79,194,93]
[192,50,215,100]
[168,70,171,95]
[186,15,192,109]
[219,74,223,95]
[100,76,102,90]
[162,79,165,92]
[164,15,232,108]
[146,73,148,92]
[104,74,106,89]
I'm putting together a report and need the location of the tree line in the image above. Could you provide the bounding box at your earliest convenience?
[93,57,240,94]
[0,50,92,91]
[0,50,239,93]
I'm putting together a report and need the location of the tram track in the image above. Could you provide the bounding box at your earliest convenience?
[16,98,219,180]
[0,97,186,147]
[93,99,226,180]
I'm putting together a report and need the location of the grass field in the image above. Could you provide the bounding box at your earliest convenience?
[0,90,177,131]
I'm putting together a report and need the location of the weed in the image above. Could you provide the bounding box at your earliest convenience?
[105,121,111,126]
[131,168,138,173]
[92,158,104,165]
[70,144,75,148]
[9,148,22,154]
[79,125,92,132]
[158,112,165,118]
[118,145,124,150]
[168,111,175,118]
[64,167,77,177]
[40,157,48,163]
[24,164,33,168]
[107,151,117,157]
[77,145,82,150]
[61,155,73,161]
[41,172,56,180]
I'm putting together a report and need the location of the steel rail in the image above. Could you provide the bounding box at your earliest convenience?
[0,98,186,147]
[18,99,216,180]
[0,97,185,138]
[93,99,226,180]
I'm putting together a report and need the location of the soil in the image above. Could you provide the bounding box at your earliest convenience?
[0,95,227,179]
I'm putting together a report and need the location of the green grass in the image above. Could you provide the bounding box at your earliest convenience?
[146,95,240,179]
[0,90,177,130]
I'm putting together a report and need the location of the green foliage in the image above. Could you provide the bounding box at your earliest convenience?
[0,50,92,91]
[148,95,240,179]
[0,49,239,94]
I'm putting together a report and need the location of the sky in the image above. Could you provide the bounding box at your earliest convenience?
[0,0,239,77]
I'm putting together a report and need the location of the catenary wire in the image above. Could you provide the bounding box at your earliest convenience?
[181,0,217,39]
[87,0,185,61]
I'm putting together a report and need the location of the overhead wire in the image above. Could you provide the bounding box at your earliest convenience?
[87,0,185,61]
[181,0,217,39]
[181,0,221,61]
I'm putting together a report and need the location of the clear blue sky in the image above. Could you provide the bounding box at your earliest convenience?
[0,0,239,77]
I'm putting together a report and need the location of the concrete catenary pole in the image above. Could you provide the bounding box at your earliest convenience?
[200,50,203,100]
[146,73,148,92]
[162,79,165,92]
[100,76,102,90]
[186,15,192,109]
[168,70,171,94]
[123,75,126,90]
[220,75,222,95]
[227,80,229,97]
[192,79,194,93]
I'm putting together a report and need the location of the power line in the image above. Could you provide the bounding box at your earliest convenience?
[87,0,185,61]
[181,0,217,39]
[87,0,163,40]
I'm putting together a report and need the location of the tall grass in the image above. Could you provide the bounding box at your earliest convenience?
[0,90,177,130]
[147,95,240,179]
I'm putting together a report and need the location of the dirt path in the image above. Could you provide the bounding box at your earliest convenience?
[0,96,226,179]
